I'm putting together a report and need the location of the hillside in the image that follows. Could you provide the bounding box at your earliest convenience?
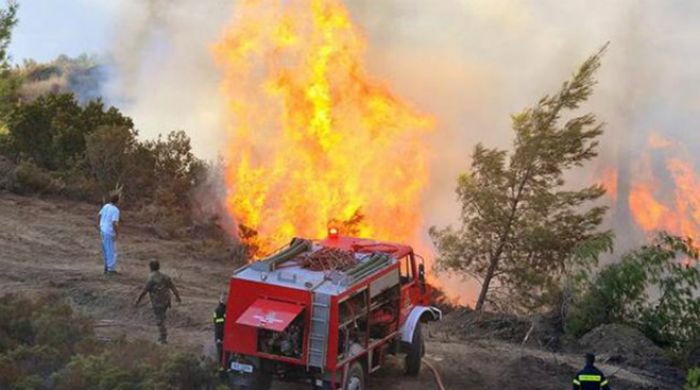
[0,193,680,389]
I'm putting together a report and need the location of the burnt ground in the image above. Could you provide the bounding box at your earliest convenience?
[0,193,681,389]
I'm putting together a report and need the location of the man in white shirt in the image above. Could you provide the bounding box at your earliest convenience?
[98,194,121,274]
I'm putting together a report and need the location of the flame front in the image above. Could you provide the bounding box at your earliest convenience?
[617,134,700,240]
[214,0,433,255]
[631,157,700,239]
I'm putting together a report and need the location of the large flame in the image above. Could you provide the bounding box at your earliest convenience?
[213,0,433,255]
[618,134,700,240]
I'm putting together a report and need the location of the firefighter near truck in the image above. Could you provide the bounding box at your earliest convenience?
[219,230,442,390]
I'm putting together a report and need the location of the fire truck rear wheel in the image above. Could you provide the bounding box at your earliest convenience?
[345,362,365,390]
[405,322,424,376]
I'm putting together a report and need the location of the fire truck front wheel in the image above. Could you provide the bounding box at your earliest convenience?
[404,322,425,376]
[345,362,365,390]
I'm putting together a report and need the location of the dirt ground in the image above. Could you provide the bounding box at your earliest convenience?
[0,193,680,389]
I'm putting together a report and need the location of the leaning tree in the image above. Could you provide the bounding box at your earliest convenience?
[430,45,611,311]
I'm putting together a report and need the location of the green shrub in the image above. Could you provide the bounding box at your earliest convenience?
[0,345,62,387]
[143,352,216,390]
[0,294,94,388]
[8,374,43,390]
[4,93,133,171]
[566,233,700,352]
[32,302,93,357]
[565,259,647,337]
[0,294,219,390]
[687,368,700,390]
[13,160,64,194]
[52,353,138,390]
[52,344,217,390]
[85,125,142,197]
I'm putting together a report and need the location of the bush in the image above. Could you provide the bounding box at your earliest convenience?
[52,345,217,390]
[566,233,700,352]
[0,294,219,389]
[0,153,15,190]
[4,93,133,171]
[52,353,138,390]
[145,130,198,209]
[564,259,647,337]
[85,125,142,198]
[687,368,700,390]
[12,160,64,194]
[2,86,222,244]
[0,294,94,388]
[0,345,62,387]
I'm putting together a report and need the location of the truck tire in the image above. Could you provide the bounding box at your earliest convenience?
[344,362,365,390]
[404,322,424,376]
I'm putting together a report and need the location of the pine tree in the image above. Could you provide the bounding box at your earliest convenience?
[430,45,611,311]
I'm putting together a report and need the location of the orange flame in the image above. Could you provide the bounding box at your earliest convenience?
[626,134,700,240]
[213,0,434,255]
[598,167,618,202]
[629,179,670,232]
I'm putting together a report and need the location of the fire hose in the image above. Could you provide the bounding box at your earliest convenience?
[422,358,447,390]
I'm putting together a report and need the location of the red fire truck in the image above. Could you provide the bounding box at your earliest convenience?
[220,230,442,390]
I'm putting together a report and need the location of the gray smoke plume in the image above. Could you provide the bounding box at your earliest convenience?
[341,0,700,301]
[102,0,700,302]
[19,54,106,104]
[105,0,235,157]
[346,0,700,247]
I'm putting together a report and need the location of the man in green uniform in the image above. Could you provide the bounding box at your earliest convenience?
[134,260,182,344]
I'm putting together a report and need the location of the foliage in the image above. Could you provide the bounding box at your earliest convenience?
[0,0,17,69]
[3,93,133,171]
[144,130,199,209]
[84,125,141,196]
[12,159,64,194]
[429,44,610,311]
[52,349,216,390]
[687,368,700,390]
[0,0,230,248]
[566,233,700,352]
[0,294,218,390]
[1,91,204,229]
[0,0,19,120]
[0,294,94,389]
[18,54,104,104]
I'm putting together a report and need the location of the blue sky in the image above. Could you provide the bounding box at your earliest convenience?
[8,0,113,64]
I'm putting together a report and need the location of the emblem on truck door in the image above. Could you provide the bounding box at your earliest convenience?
[253,312,284,326]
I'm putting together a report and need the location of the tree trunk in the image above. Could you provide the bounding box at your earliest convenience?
[474,164,534,311]
[475,255,499,311]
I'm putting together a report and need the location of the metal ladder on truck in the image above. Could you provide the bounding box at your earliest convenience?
[307,292,331,369]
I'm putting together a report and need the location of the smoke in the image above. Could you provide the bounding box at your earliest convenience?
[105,0,235,158]
[101,0,700,303]
[341,1,700,250]
[335,1,700,302]
[19,54,107,104]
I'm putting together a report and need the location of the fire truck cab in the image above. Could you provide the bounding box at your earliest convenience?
[221,234,442,390]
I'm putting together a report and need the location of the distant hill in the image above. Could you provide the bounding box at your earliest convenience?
[18,54,106,104]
